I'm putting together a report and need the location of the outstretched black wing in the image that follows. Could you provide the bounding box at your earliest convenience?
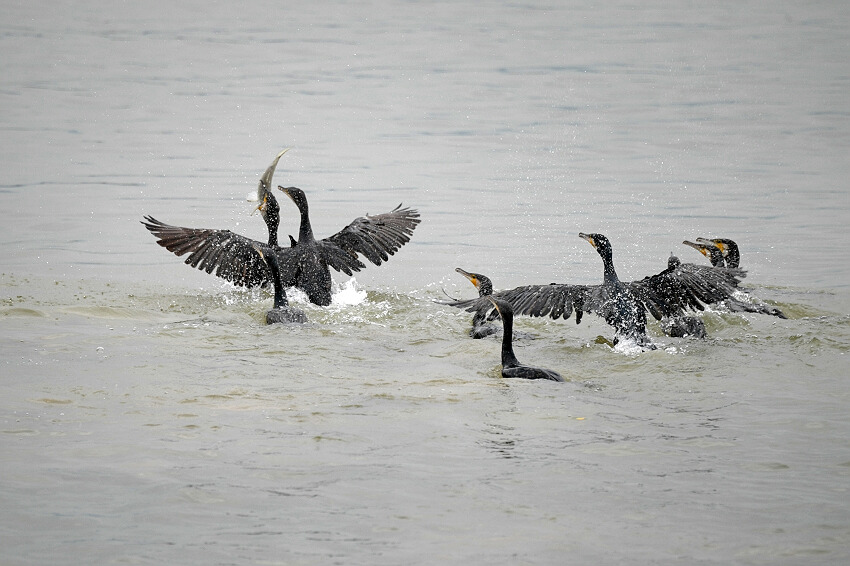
[444,262,750,323]
[324,204,421,270]
[626,262,747,320]
[443,283,592,324]
[141,215,285,288]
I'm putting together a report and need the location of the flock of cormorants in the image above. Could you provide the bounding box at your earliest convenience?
[142,151,786,382]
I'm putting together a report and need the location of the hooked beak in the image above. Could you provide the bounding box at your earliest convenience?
[277,185,296,204]
[696,237,725,253]
[579,232,596,248]
[455,267,480,289]
[682,240,709,257]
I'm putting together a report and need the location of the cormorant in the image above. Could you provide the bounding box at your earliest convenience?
[488,297,563,382]
[683,240,725,267]
[445,233,748,348]
[683,238,786,318]
[454,268,499,338]
[142,151,421,306]
[657,254,707,338]
[253,245,307,324]
[697,237,739,268]
[275,185,420,305]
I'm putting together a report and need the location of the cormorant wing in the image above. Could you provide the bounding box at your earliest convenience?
[625,262,747,320]
[446,263,749,325]
[142,215,291,288]
[445,283,592,323]
[323,204,421,269]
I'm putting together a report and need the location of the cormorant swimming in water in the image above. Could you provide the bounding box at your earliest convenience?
[697,237,740,268]
[445,233,748,348]
[682,238,786,318]
[274,185,419,305]
[488,297,563,382]
[454,268,499,338]
[658,255,708,339]
[142,150,421,306]
[253,245,307,324]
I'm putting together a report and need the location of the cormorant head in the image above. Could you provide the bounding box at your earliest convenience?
[455,268,493,296]
[277,185,309,213]
[579,232,612,260]
[683,240,724,266]
[697,237,738,260]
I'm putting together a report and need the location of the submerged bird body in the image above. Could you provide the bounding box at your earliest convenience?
[661,314,707,338]
[254,245,307,324]
[142,151,420,305]
[489,298,563,382]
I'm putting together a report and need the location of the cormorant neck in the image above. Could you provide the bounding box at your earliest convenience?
[267,216,279,247]
[478,280,493,297]
[709,248,724,267]
[266,254,289,308]
[601,250,619,283]
[499,311,521,368]
[726,247,740,268]
[297,203,315,242]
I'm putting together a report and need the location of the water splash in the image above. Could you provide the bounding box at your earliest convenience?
[331,278,368,307]
[612,337,647,356]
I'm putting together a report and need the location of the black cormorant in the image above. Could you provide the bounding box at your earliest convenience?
[684,238,786,318]
[275,185,420,305]
[657,255,708,338]
[683,240,725,267]
[253,245,307,324]
[455,268,499,338]
[488,297,563,382]
[445,233,748,348]
[697,237,740,268]
[142,151,420,305]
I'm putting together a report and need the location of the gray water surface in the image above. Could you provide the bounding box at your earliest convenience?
[2,1,849,564]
